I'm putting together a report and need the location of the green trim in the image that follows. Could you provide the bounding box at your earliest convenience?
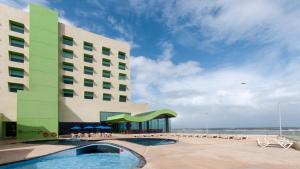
[17,4,59,140]
[106,109,177,123]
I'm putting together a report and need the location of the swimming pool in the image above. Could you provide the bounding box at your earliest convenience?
[0,144,143,169]
[120,138,177,146]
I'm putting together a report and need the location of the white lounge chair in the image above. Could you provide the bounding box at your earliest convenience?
[257,137,294,149]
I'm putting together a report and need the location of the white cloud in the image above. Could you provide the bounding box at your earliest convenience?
[129,0,300,50]
[107,16,133,40]
[0,0,76,26]
[131,50,300,128]
[0,0,49,9]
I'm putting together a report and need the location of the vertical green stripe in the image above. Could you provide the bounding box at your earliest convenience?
[17,4,59,140]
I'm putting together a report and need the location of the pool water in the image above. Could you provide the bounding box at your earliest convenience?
[0,144,140,169]
[120,138,177,146]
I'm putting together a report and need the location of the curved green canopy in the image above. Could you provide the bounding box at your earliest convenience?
[106,109,177,123]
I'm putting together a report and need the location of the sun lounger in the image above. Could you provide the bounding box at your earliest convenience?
[257,137,294,149]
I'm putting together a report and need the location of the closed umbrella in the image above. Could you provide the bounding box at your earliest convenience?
[71,126,81,130]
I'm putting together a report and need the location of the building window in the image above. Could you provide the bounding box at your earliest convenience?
[103,93,111,101]
[84,91,94,99]
[102,47,110,55]
[63,75,74,84]
[84,66,93,75]
[9,67,24,78]
[9,36,24,48]
[63,89,74,97]
[119,73,127,80]
[63,36,73,46]
[119,62,126,70]
[103,82,111,89]
[8,82,24,92]
[63,62,74,72]
[119,84,127,91]
[102,58,110,67]
[84,54,93,63]
[84,79,93,87]
[118,51,126,60]
[102,70,111,78]
[9,20,24,34]
[84,41,93,51]
[62,49,73,59]
[9,51,24,63]
[119,95,127,102]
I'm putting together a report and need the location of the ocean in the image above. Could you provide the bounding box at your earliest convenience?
[172,127,300,140]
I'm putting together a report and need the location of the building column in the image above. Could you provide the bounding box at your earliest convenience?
[146,121,149,132]
[165,117,169,133]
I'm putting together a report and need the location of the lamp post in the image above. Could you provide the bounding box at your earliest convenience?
[241,82,283,137]
[278,102,282,137]
[205,112,209,135]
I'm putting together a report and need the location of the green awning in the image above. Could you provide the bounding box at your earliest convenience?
[106,109,177,123]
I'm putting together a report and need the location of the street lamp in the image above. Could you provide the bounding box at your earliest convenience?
[240,82,283,137]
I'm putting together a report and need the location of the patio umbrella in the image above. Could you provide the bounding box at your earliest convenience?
[84,126,94,129]
[103,126,112,130]
[95,125,105,129]
[70,126,81,130]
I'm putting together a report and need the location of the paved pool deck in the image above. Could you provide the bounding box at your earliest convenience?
[0,134,299,169]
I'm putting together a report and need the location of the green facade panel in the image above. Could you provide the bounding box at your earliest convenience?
[106,109,177,123]
[17,4,59,140]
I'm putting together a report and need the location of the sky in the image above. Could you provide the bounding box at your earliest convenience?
[2,0,300,128]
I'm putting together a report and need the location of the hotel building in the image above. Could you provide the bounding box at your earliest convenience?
[0,4,176,139]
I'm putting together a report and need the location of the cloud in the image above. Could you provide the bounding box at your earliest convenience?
[107,16,133,40]
[131,48,300,128]
[0,0,49,9]
[129,0,300,51]
[0,0,76,26]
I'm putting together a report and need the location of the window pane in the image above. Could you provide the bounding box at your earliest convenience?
[119,73,127,80]
[84,79,93,87]
[84,66,93,75]
[118,52,126,60]
[119,95,127,102]
[9,67,24,78]
[103,93,111,101]
[63,49,73,59]
[63,36,73,46]
[63,76,73,84]
[102,58,110,67]
[10,20,24,34]
[84,54,93,63]
[119,84,127,91]
[84,42,93,51]
[8,83,24,92]
[119,62,126,70]
[10,36,24,48]
[9,51,24,63]
[102,47,110,55]
[63,89,73,97]
[103,82,111,89]
[102,70,111,78]
[84,91,94,99]
[63,62,73,72]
